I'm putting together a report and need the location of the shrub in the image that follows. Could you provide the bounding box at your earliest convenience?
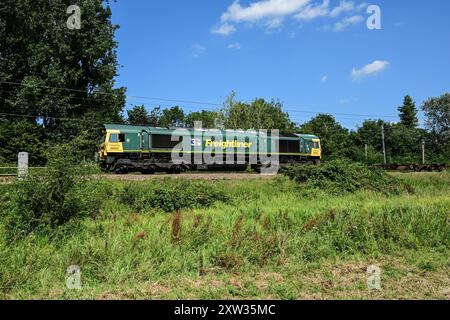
[3,144,101,242]
[282,160,407,195]
[118,180,230,213]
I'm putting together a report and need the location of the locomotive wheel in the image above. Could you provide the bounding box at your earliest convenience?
[141,164,156,175]
[114,166,128,175]
[251,165,261,173]
[170,166,182,174]
[141,168,155,175]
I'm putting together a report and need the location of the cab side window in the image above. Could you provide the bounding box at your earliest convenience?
[109,133,126,143]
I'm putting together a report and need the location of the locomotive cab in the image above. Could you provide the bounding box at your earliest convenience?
[99,130,125,168]
[311,139,322,159]
[298,135,322,161]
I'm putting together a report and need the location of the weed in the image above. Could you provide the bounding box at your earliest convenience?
[283,160,408,195]
[172,210,182,244]
[3,145,101,242]
[118,180,230,213]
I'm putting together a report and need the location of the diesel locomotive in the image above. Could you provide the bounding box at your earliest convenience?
[99,124,321,174]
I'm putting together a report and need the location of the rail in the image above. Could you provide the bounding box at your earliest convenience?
[378,163,449,172]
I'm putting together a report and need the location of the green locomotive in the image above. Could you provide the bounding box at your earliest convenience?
[99,124,321,173]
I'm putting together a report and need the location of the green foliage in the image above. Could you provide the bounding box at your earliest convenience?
[71,128,104,161]
[185,110,219,128]
[282,160,406,195]
[126,106,218,129]
[118,180,230,212]
[385,125,426,163]
[127,105,152,125]
[422,93,450,161]
[349,120,384,164]
[299,114,350,159]
[0,119,46,165]
[0,0,125,160]
[159,106,186,128]
[0,174,448,299]
[422,93,450,137]
[398,95,419,128]
[2,144,101,242]
[219,93,294,130]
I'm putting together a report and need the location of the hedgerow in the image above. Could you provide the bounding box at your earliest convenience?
[118,179,230,213]
[282,160,408,195]
[2,145,101,242]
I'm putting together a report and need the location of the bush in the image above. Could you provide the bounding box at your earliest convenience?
[118,180,230,213]
[3,144,101,242]
[282,160,407,195]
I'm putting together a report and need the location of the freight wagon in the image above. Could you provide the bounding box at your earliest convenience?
[99,124,322,174]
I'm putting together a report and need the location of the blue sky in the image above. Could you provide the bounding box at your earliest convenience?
[109,0,450,128]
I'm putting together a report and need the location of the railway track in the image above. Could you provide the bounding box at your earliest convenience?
[97,172,279,181]
[1,163,447,183]
[379,163,449,172]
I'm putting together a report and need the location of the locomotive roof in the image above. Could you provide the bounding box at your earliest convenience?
[104,124,319,140]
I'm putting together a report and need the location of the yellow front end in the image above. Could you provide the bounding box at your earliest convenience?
[99,130,124,160]
[311,139,322,159]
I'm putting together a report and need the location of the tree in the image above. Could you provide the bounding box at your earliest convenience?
[127,105,151,125]
[220,93,294,130]
[0,119,46,165]
[422,93,450,139]
[0,0,126,160]
[299,114,350,159]
[148,106,163,126]
[159,106,185,127]
[387,124,425,162]
[422,93,450,162]
[349,120,385,163]
[185,110,219,128]
[352,120,384,150]
[398,95,419,128]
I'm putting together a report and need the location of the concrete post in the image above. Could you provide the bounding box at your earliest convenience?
[381,125,387,165]
[422,140,425,165]
[18,152,29,180]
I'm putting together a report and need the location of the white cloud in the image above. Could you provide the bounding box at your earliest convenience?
[212,0,368,35]
[221,0,311,23]
[352,60,389,81]
[211,22,236,36]
[333,15,363,31]
[321,75,328,81]
[295,0,329,21]
[331,1,353,17]
[265,17,285,29]
[228,42,243,50]
[191,44,206,58]
[331,1,367,17]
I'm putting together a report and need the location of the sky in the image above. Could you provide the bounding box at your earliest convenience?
[109,0,450,129]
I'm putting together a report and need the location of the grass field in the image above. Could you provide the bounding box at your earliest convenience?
[0,172,449,300]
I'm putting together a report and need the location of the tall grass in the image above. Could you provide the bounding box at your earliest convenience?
[0,172,449,299]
